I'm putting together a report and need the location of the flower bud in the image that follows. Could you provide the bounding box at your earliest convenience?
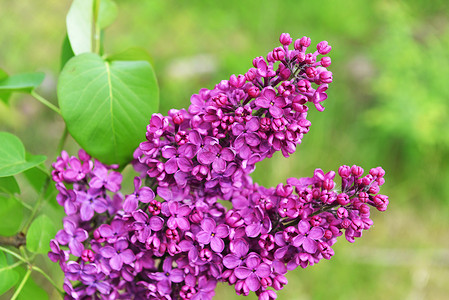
[320,56,331,67]
[279,33,292,46]
[317,41,332,54]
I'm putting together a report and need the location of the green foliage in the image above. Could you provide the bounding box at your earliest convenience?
[66,0,94,55]
[0,251,19,296]
[16,266,49,300]
[0,72,45,104]
[0,132,47,177]
[98,0,118,29]
[58,53,159,166]
[0,196,24,236]
[60,35,75,71]
[26,215,57,254]
[105,47,153,64]
[0,176,20,195]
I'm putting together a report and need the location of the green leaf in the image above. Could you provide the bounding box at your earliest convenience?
[0,176,20,195]
[0,72,45,93]
[58,53,159,166]
[16,267,48,300]
[0,251,19,296]
[0,132,47,177]
[26,215,57,254]
[0,195,24,236]
[106,47,154,65]
[60,35,75,71]
[66,0,94,55]
[98,0,118,29]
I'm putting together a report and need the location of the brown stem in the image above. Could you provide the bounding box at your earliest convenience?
[0,233,26,248]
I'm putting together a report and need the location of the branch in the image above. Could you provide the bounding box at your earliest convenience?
[0,233,26,248]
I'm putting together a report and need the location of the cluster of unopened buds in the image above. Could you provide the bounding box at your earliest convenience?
[49,33,389,300]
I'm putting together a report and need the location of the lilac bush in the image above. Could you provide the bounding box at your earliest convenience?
[49,33,389,299]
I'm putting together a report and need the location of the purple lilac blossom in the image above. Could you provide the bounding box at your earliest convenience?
[49,34,390,300]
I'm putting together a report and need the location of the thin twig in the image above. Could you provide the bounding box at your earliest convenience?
[30,90,61,115]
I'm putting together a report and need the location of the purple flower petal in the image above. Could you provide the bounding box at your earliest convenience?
[109,254,123,270]
[149,216,164,231]
[246,273,261,291]
[100,246,116,258]
[269,105,283,118]
[98,224,113,238]
[297,220,310,234]
[123,196,138,212]
[198,151,216,165]
[215,224,230,238]
[255,98,270,108]
[197,232,211,245]
[245,223,261,238]
[302,238,318,254]
[245,255,261,269]
[245,133,260,147]
[68,239,84,257]
[210,236,224,253]
[170,269,185,283]
[233,239,249,256]
[308,226,325,239]
[234,267,251,279]
[201,218,216,233]
[120,249,136,264]
[223,254,241,269]
[176,217,190,230]
[178,157,193,172]
[255,263,271,278]
[164,157,178,174]
[161,146,177,159]
[212,158,226,173]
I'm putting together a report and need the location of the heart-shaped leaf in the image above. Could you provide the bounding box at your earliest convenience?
[66,0,94,55]
[58,53,159,166]
[26,215,57,254]
[0,72,45,94]
[0,196,24,236]
[0,251,19,296]
[0,132,47,177]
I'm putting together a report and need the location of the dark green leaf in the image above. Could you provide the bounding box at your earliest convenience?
[98,0,118,29]
[0,176,20,195]
[26,215,57,254]
[0,250,19,296]
[0,195,24,236]
[58,53,159,166]
[66,0,94,55]
[60,35,75,71]
[0,132,47,177]
[106,47,153,65]
[0,72,45,93]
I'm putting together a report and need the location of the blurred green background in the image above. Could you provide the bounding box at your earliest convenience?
[1,0,449,299]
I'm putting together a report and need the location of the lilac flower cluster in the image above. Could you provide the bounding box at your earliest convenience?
[49,33,389,300]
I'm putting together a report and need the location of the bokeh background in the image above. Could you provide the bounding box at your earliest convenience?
[1,0,449,299]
